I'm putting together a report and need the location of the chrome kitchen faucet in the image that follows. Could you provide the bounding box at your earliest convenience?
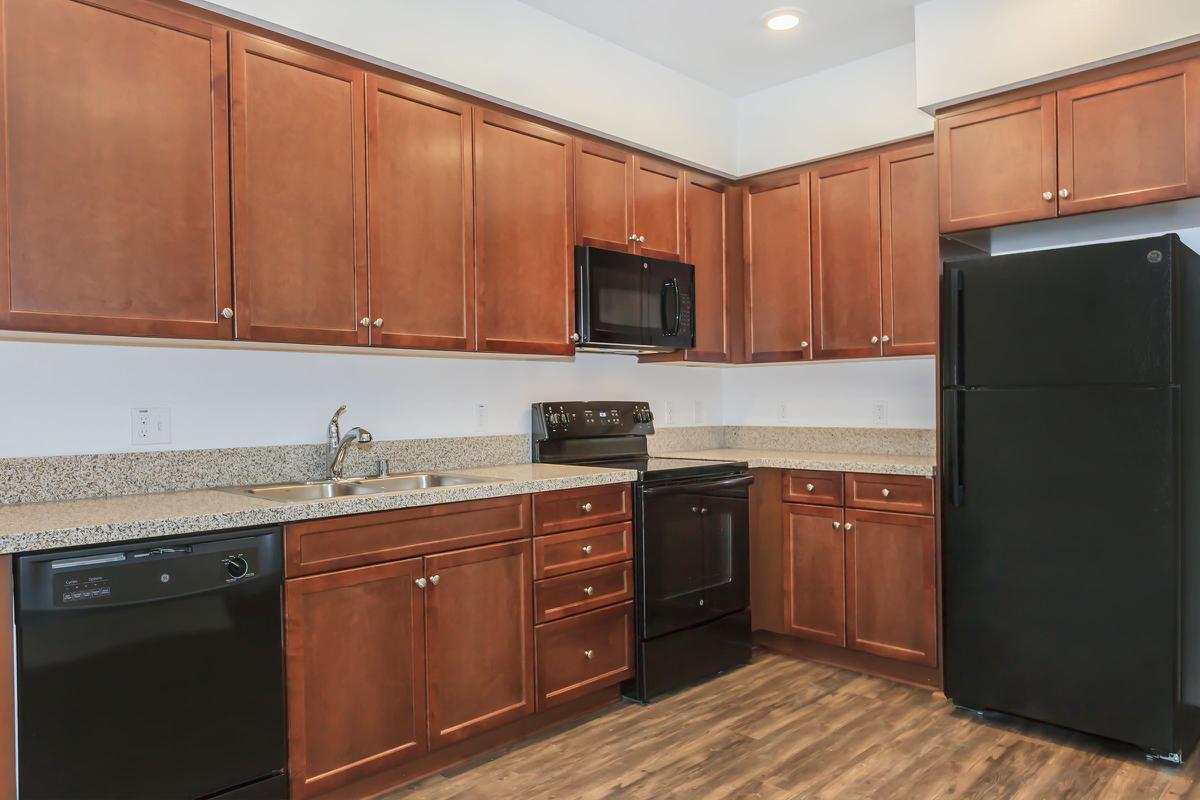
[326,404,373,480]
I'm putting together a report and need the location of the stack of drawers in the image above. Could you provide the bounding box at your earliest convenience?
[531,483,636,708]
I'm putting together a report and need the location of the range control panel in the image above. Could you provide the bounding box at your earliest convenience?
[532,401,655,440]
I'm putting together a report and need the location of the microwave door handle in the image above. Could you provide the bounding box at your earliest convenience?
[661,277,681,336]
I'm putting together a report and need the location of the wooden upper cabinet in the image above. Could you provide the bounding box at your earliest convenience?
[0,0,232,339]
[1057,59,1200,216]
[811,156,882,360]
[230,34,368,345]
[743,172,812,363]
[937,94,1057,232]
[574,139,635,252]
[285,558,428,799]
[366,77,474,351]
[880,141,938,357]
[474,110,574,355]
[845,509,937,667]
[783,503,845,647]
[632,156,685,261]
[424,539,535,749]
[681,175,731,361]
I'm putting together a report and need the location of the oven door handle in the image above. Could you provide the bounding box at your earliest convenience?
[641,473,754,497]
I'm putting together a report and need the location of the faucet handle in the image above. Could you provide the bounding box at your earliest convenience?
[377,459,390,477]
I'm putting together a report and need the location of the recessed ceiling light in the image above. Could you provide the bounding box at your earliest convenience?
[764,8,802,31]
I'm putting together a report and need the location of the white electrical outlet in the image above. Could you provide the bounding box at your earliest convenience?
[693,400,704,424]
[475,403,489,433]
[131,407,171,445]
[778,400,789,422]
[872,400,889,426]
[665,401,676,424]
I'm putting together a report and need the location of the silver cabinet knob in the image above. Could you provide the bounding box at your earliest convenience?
[359,317,370,327]
[581,544,593,555]
[581,502,593,512]
[571,332,580,342]
[805,483,815,493]
[700,507,708,514]
[871,335,880,344]
[428,574,440,586]
[845,523,854,531]
[373,318,384,328]
[415,577,428,589]
[221,307,234,319]
[583,586,595,597]
[1059,188,1070,199]
[584,649,594,660]
[1043,191,1054,201]
[881,335,890,343]
[637,235,646,243]
[628,234,638,242]
[800,340,808,349]
[881,488,891,498]
[832,521,841,529]
[691,506,699,512]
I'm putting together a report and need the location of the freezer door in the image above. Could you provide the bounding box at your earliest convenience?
[942,235,1178,388]
[942,386,1178,753]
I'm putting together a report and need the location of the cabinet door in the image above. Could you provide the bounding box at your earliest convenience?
[632,155,685,261]
[1058,59,1200,216]
[880,141,937,357]
[783,503,845,647]
[285,558,427,799]
[474,110,574,355]
[743,173,812,362]
[845,510,936,666]
[811,156,882,359]
[425,539,535,749]
[680,175,732,362]
[366,77,474,351]
[575,139,634,252]
[230,34,368,345]
[0,0,232,339]
[937,94,1057,232]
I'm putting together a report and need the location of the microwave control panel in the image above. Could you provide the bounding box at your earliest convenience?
[532,401,655,441]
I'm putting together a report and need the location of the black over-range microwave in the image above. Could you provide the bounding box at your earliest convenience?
[574,246,695,353]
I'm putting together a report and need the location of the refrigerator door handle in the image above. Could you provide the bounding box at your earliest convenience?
[947,268,965,386]
[945,390,965,506]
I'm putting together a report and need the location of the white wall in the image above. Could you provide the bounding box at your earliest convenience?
[915,0,1200,110]
[721,358,937,430]
[191,0,739,175]
[0,342,724,458]
[736,43,933,176]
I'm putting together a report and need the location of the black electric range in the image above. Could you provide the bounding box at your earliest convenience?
[532,401,753,701]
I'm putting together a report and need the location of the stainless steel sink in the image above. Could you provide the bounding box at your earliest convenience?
[218,472,495,503]
[348,473,492,492]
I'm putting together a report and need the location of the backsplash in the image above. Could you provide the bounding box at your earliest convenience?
[1,425,934,506]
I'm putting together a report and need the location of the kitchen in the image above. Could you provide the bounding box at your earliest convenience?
[1,0,1199,797]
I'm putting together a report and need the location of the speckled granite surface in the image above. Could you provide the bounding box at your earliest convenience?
[663,448,936,477]
[646,426,726,454]
[0,463,636,555]
[723,427,935,456]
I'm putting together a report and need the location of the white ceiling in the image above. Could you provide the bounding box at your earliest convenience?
[516,0,921,97]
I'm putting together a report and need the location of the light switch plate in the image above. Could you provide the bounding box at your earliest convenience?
[693,400,704,424]
[872,400,889,426]
[131,407,171,445]
[475,403,488,433]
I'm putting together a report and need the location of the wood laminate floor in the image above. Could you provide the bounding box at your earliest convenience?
[390,651,1200,799]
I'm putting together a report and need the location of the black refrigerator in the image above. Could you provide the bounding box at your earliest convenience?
[942,234,1200,761]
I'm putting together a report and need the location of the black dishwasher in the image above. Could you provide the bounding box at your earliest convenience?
[15,527,287,800]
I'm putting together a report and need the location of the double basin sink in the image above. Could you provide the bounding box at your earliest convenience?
[220,472,495,503]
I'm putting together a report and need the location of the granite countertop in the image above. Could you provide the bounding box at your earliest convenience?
[0,463,637,555]
[664,448,936,478]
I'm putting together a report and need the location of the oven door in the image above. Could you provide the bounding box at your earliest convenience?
[638,473,752,640]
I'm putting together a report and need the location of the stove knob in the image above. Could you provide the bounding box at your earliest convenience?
[549,412,563,425]
[224,556,249,580]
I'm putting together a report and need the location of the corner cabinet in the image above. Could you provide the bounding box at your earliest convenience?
[474,110,575,355]
[0,0,234,339]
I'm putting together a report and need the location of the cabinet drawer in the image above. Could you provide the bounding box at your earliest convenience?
[533,522,633,579]
[844,473,933,515]
[536,601,635,709]
[781,470,843,506]
[533,483,632,535]
[534,561,633,623]
[284,495,530,577]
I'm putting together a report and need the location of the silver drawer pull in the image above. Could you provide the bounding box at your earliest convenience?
[428,574,440,586]
[415,577,428,589]
[581,545,593,555]
[833,521,841,529]
[845,523,854,531]
[581,502,593,512]
[584,649,594,660]
[583,585,595,597]
[805,483,815,492]
[881,488,891,498]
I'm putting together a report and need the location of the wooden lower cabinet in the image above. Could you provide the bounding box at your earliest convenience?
[285,558,428,799]
[783,503,846,647]
[425,540,536,749]
[845,510,937,667]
